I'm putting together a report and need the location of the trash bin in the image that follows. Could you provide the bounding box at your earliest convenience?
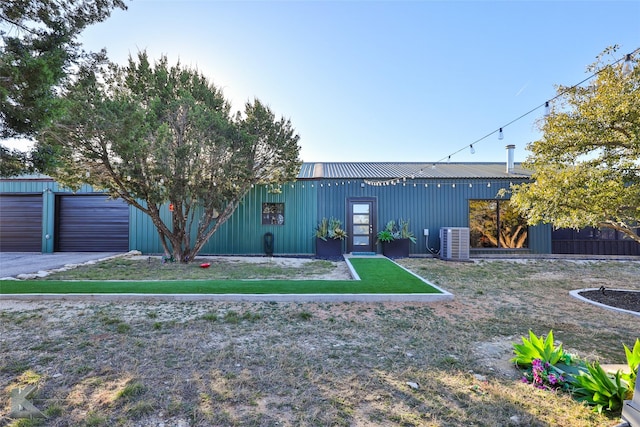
[264,232,274,256]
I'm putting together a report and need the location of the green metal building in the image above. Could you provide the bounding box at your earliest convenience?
[1,157,557,256]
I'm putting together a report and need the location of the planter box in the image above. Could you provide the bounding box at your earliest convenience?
[315,238,343,259]
[382,238,411,258]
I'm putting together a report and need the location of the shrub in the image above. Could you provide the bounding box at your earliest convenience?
[511,330,567,367]
[572,361,631,413]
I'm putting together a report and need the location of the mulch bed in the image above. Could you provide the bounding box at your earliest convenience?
[578,289,640,313]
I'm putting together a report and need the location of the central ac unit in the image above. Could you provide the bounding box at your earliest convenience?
[440,227,470,260]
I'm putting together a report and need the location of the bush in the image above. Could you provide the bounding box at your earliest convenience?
[513,333,639,414]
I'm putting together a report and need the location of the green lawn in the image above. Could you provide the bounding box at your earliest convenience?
[0,257,443,295]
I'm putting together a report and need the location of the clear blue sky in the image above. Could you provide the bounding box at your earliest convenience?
[61,1,640,163]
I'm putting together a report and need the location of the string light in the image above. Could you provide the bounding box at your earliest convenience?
[355,48,638,188]
[429,47,638,166]
[622,54,634,76]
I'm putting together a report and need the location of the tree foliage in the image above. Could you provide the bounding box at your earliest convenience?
[509,46,640,244]
[40,52,301,261]
[0,0,127,138]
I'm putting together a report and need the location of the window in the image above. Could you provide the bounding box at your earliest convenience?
[469,200,528,248]
[262,203,284,225]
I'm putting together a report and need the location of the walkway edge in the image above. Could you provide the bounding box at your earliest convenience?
[0,293,454,303]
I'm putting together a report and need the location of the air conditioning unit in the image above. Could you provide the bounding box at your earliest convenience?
[440,227,470,261]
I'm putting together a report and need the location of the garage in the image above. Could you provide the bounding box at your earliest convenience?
[55,195,129,252]
[0,194,43,251]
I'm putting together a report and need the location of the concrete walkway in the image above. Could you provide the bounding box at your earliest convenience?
[0,252,123,278]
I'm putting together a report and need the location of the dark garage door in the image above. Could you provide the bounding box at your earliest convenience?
[56,195,129,252]
[0,195,43,251]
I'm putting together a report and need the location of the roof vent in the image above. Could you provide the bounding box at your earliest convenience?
[506,144,515,174]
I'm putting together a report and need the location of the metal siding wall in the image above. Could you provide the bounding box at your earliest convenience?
[202,181,316,255]
[1,180,132,253]
[315,178,547,255]
[129,182,317,256]
[2,177,553,255]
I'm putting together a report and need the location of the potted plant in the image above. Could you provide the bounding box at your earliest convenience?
[315,217,347,259]
[377,219,416,258]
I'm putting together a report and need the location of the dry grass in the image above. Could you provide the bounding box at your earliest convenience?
[1,258,639,426]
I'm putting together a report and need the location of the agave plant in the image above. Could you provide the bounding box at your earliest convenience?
[511,330,567,367]
[315,217,347,241]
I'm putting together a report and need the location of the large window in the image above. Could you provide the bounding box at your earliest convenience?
[469,200,528,248]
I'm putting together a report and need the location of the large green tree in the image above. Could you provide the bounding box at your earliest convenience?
[41,52,301,262]
[509,47,640,244]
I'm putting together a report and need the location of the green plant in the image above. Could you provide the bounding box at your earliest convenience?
[376,219,417,243]
[116,381,146,400]
[622,338,640,389]
[511,330,567,367]
[521,358,570,391]
[315,217,347,241]
[377,220,397,243]
[398,219,417,243]
[572,361,631,413]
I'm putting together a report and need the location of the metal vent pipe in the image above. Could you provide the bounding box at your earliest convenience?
[506,144,515,174]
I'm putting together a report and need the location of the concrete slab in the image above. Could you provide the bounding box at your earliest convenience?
[0,252,124,279]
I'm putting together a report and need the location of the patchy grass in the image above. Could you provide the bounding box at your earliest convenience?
[0,258,638,426]
[38,257,338,280]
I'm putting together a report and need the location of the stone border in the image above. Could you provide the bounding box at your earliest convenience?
[569,288,640,318]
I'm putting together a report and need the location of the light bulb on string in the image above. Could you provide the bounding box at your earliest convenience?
[544,101,550,116]
[622,54,634,76]
[469,144,475,154]
[498,128,504,140]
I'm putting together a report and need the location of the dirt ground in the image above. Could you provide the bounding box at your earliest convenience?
[1,257,638,427]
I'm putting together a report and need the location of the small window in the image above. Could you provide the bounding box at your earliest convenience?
[262,203,285,225]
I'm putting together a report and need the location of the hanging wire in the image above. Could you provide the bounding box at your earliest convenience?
[430,47,639,165]
[362,47,639,187]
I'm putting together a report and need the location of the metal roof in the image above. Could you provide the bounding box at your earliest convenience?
[297,162,531,179]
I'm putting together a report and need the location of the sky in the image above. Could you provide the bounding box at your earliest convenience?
[9,0,640,163]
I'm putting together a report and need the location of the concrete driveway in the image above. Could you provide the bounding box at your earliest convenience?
[0,252,123,278]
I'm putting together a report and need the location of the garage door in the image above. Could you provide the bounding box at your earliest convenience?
[55,195,129,252]
[0,195,43,251]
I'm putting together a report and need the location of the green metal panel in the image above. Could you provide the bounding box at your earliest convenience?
[2,176,551,255]
[130,181,317,256]
[314,177,551,255]
[1,178,132,253]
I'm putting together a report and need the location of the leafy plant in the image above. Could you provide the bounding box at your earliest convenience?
[315,217,347,241]
[376,219,416,243]
[521,358,570,391]
[511,330,567,367]
[398,219,417,243]
[572,361,631,413]
[622,338,640,388]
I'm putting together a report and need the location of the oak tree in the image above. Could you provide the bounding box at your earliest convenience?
[509,47,640,243]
